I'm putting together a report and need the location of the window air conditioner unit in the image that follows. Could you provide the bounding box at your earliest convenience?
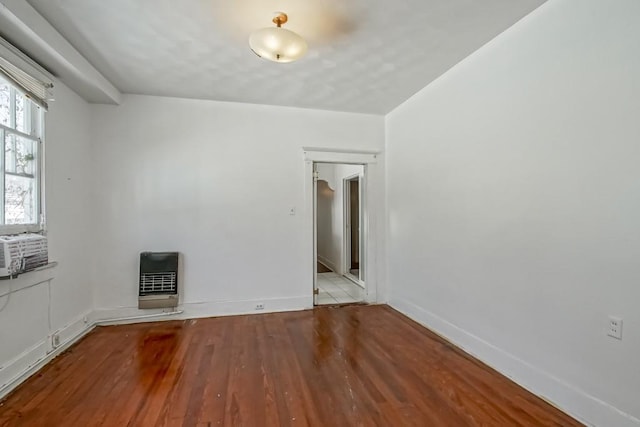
[138,252,179,309]
[0,233,48,278]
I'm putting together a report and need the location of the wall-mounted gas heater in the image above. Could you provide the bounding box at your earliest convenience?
[138,252,179,309]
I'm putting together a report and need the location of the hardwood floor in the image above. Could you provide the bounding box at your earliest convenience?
[0,305,582,426]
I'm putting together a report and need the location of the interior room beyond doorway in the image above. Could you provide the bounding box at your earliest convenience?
[315,162,365,305]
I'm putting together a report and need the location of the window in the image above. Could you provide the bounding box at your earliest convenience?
[0,75,43,233]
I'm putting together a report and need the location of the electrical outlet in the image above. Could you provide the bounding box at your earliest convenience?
[255,303,265,310]
[51,333,61,348]
[607,316,623,340]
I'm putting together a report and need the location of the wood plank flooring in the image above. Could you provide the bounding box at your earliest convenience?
[0,305,582,426]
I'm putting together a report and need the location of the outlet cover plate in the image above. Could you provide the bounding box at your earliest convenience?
[607,316,623,340]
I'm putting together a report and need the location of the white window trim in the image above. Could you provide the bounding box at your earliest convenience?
[0,89,45,235]
[0,37,49,235]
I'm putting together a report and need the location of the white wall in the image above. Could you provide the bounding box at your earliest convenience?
[316,163,363,274]
[0,81,94,395]
[316,164,338,271]
[386,1,640,425]
[90,95,384,318]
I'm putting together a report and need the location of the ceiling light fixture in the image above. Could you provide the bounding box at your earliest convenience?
[249,12,308,63]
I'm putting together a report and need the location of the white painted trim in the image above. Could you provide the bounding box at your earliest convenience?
[303,147,379,164]
[93,310,184,326]
[304,150,380,305]
[0,123,40,141]
[389,297,640,427]
[0,266,56,297]
[302,146,380,155]
[91,295,313,326]
[312,162,318,305]
[343,172,365,287]
[0,311,93,399]
[183,296,311,319]
[0,340,48,396]
[317,255,337,274]
[343,173,355,279]
[360,165,375,303]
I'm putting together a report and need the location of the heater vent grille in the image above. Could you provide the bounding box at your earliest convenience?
[140,272,177,295]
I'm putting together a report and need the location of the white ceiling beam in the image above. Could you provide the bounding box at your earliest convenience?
[0,0,121,104]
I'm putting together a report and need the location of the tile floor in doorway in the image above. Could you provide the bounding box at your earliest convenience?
[317,272,364,305]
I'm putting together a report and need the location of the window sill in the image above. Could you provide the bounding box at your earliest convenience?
[0,225,44,235]
[0,261,58,299]
[0,261,58,280]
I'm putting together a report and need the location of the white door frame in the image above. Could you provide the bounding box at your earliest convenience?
[312,162,319,305]
[303,148,379,305]
[344,173,365,287]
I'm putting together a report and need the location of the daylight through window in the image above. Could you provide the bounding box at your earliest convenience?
[0,74,43,231]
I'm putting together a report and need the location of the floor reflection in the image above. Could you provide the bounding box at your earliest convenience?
[135,324,182,389]
[311,307,362,367]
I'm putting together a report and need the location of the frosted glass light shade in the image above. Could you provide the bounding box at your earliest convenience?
[249,27,308,63]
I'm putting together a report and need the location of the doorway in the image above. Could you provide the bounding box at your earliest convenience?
[313,162,365,305]
[344,174,364,284]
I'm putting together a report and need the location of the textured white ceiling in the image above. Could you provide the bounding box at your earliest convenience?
[25,0,545,114]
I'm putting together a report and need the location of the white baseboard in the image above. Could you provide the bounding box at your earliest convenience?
[389,297,640,427]
[317,255,338,274]
[181,295,311,319]
[91,295,313,326]
[0,311,94,400]
[0,341,49,397]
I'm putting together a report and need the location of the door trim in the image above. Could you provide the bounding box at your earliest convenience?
[343,173,365,288]
[304,148,380,306]
[312,162,319,306]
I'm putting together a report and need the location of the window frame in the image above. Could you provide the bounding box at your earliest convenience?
[0,80,44,235]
